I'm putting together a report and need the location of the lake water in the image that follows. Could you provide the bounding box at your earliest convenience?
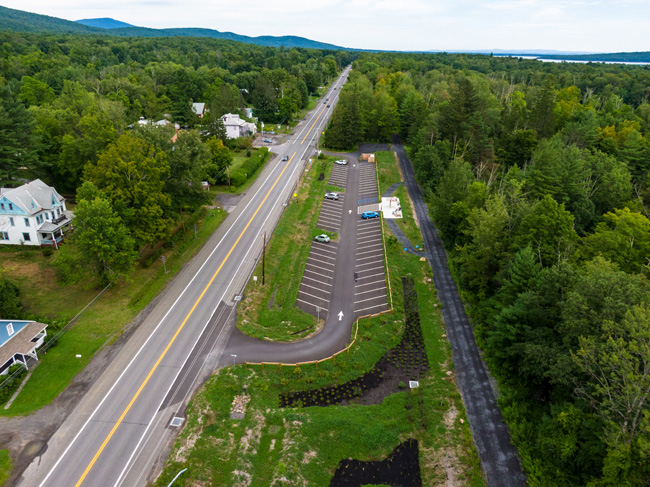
[501,55,650,66]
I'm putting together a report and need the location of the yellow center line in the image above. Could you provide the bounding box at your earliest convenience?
[74,151,297,487]
[300,105,326,145]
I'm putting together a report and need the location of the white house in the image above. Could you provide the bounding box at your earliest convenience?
[221,113,257,139]
[0,180,73,248]
[192,102,206,118]
[0,320,48,375]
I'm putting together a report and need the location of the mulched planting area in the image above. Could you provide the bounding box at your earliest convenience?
[329,438,423,487]
[279,276,428,408]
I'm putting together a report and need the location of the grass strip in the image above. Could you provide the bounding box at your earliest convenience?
[236,156,338,341]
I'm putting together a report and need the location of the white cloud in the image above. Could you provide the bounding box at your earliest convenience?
[2,0,650,52]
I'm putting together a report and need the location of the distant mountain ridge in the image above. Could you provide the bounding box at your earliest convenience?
[0,5,349,50]
[76,18,134,29]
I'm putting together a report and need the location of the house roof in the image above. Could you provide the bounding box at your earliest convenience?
[0,180,64,216]
[0,320,48,367]
[38,210,74,232]
[221,113,248,127]
[192,103,205,115]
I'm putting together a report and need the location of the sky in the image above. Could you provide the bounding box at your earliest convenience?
[3,0,650,53]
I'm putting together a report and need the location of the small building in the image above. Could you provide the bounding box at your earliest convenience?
[0,320,48,375]
[0,180,73,247]
[221,113,257,139]
[192,103,206,118]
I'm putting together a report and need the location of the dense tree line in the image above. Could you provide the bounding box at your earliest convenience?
[0,32,352,285]
[326,52,650,485]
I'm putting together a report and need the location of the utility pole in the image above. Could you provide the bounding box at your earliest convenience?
[262,231,266,285]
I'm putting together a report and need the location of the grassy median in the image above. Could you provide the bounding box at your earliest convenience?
[236,156,339,342]
[152,150,484,487]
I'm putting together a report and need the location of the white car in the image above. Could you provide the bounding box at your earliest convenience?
[335,159,347,165]
[324,192,339,200]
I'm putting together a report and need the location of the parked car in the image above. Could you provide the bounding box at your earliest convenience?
[282,155,289,161]
[335,159,347,165]
[361,211,379,219]
[314,234,330,243]
[324,192,339,200]
[263,138,272,143]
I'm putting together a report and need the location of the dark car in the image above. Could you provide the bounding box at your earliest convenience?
[282,155,289,161]
[361,211,379,219]
[263,138,272,143]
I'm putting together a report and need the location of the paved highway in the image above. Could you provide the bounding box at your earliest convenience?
[19,67,351,487]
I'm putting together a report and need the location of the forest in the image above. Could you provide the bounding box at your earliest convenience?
[0,31,353,285]
[324,52,650,485]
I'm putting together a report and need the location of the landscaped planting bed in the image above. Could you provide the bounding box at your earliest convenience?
[330,439,422,487]
[279,276,428,408]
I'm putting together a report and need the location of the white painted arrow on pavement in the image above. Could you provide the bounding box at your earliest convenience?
[338,311,344,321]
[348,209,352,214]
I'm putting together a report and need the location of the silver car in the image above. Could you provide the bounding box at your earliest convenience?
[324,192,339,200]
[335,159,347,165]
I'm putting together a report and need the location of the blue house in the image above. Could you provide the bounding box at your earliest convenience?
[0,320,48,375]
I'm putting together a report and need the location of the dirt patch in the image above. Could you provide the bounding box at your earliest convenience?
[330,438,422,487]
[279,277,428,408]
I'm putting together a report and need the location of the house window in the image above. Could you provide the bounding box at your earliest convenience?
[45,213,49,220]
[6,323,14,336]
[23,232,30,242]
[9,217,14,226]
[0,203,4,210]
[0,232,8,240]
[51,211,55,220]
[8,204,13,210]
[24,218,30,227]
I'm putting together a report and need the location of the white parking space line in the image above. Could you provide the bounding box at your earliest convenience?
[357,242,384,251]
[356,279,387,287]
[356,272,385,280]
[306,262,333,272]
[308,256,336,266]
[355,294,387,304]
[356,303,388,313]
[356,236,381,244]
[356,265,384,273]
[297,299,328,311]
[357,255,382,262]
[301,282,331,295]
[318,215,341,224]
[357,249,381,257]
[357,229,381,237]
[303,275,332,286]
[310,250,337,261]
[311,246,337,256]
[355,286,386,296]
[320,208,342,217]
[299,290,331,302]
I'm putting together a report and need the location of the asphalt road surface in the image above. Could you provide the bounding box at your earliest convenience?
[392,137,527,487]
[18,68,351,487]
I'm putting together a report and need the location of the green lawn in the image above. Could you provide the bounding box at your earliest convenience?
[0,450,11,486]
[210,147,272,194]
[152,149,485,487]
[237,156,338,341]
[0,208,227,416]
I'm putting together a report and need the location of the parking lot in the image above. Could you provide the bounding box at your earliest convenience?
[354,215,389,315]
[296,240,338,320]
[329,163,348,188]
[357,162,378,207]
[317,192,345,232]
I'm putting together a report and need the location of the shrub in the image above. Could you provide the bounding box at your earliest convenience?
[41,247,53,257]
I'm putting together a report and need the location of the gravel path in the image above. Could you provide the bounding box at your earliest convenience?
[392,137,527,487]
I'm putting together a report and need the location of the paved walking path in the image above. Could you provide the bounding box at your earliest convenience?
[392,137,527,487]
[381,183,420,256]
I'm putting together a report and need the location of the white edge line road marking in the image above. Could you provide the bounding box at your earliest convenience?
[42,68,350,487]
